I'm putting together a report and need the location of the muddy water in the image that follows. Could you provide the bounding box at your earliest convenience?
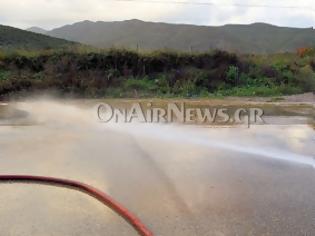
[0,100,315,236]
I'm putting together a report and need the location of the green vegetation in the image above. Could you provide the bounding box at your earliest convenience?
[0,48,314,98]
[0,24,77,50]
[0,69,10,81]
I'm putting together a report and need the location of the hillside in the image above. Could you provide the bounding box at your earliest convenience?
[35,19,315,54]
[0,25,76,50]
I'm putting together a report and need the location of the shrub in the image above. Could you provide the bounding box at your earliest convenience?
[261,65,278,78]
[0,69,10,81]
[177,80,198,97]
[0,50,5,61]
[296,65,315,91]
[0,48,313,98]
[155,74,171,94]
[32,72,45,80]
[226,65,239,85]
[297,47,315,58]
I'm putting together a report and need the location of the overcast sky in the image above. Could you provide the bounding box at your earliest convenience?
[0,0,314,30]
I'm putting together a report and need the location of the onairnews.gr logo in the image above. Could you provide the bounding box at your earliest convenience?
[97,102,264,127]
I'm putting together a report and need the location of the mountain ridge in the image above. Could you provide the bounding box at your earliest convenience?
[26,26,48,35]
[25,20,315,53]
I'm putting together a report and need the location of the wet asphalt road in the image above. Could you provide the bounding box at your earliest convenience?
[0,102,314,236]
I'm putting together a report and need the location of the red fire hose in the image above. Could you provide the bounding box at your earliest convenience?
[0,175,153,236]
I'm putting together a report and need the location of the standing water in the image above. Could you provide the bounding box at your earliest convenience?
[0,99,314,236]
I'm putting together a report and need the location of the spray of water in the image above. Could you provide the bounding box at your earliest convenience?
[110,123,315,168]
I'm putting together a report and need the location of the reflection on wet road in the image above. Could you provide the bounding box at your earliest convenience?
[0,100,314,235]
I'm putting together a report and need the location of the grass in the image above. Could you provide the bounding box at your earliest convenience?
[215,85,302,97]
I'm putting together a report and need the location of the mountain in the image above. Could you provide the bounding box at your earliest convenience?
[0,24,77,50]
[26,26,47,35]
[42,19,315,54]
